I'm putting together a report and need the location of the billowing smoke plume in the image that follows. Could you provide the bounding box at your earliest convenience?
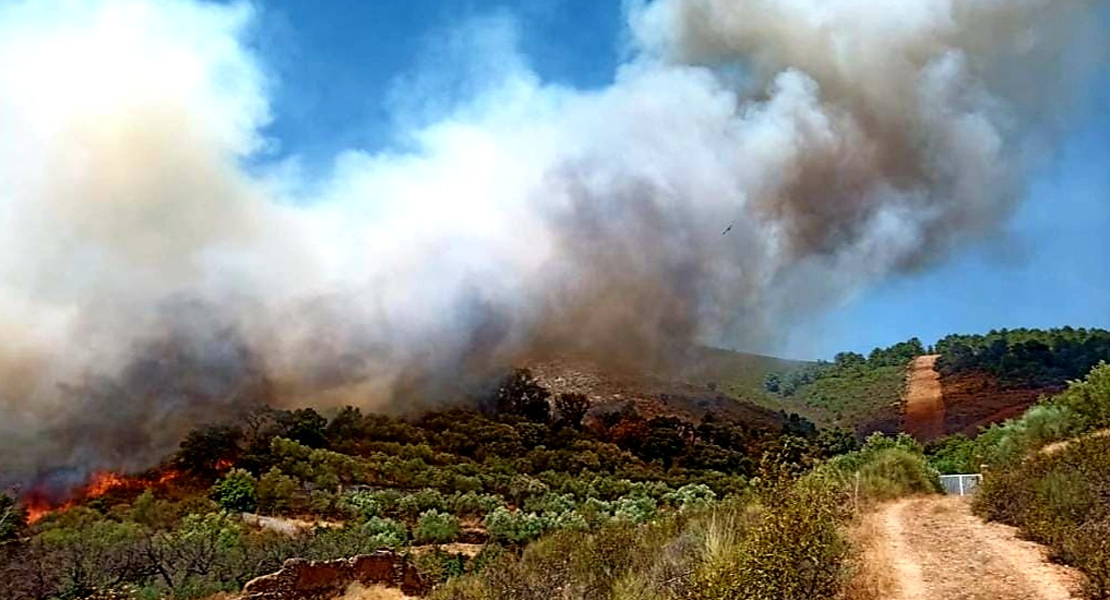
[0,0,1105,483]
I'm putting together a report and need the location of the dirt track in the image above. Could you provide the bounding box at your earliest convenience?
[869,496,1082,600]
[904,355,945,442]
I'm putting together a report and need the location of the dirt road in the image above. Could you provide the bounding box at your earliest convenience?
[904,355,945,442]
[864,496,1082,600]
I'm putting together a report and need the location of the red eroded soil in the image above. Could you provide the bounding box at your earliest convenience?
[904,355,945,442]
[902,357,1061,440]
[938,370,1061,437]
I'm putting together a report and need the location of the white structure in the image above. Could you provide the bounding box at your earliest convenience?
[940,474,983,496]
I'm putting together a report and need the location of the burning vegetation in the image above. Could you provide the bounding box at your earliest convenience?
[21,468,184,524]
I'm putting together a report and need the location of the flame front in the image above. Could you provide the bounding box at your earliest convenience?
[22,468,180,524]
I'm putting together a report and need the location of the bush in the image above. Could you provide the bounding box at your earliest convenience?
[1054,362,1110,433]
[363,517,408,549]
[975,434,1110,597]
[257,468,304,515]
[433,478,850,600]
[822,433,941,502]
[415,510,461,545]
[484,508,547,545]
[210,469,258,513]
[444,492,502,518]
[0,493,24,540]
[343,491,382,519]
[690,478,848,600]
[855,448,942,500]
[613,495,657,524]
[926,435,978,474]
[663,483,717,511]
[398,489,447,520]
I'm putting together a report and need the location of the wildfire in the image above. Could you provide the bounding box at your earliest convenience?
[85,471,127,497]
[22,467,182,524]
[25,500,56,525]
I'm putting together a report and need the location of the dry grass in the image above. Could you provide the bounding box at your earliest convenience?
[838,511,898,600]
[698,506,749,574]
[337,582,416,600]
[410,543,484,557]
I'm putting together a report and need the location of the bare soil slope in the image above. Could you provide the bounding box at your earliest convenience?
[904,355,945,442]
[939,370,1062,436]
[867,497,1082,600]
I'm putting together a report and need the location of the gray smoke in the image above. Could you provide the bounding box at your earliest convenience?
[0,0,1105,483]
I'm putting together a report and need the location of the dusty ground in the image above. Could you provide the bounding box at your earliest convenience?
[1039,429,1110,456]
[240,513,342,535]
[335,583,416,600]
[904,355,945,442]
[863,496,1083,600]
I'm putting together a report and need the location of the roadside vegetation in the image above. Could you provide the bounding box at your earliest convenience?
[923,362,1110,598]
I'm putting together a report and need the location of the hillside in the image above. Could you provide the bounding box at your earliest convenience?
[754,328,1110,441]
[3,336,1106,600]
[933,328,1110,437]
[523,348,807,431]
[525,346,903,436]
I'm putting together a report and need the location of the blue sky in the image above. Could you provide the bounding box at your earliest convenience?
[248,0,1108,361]
[252,0,623,161]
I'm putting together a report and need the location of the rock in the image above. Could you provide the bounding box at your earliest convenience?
[242,550,427,599]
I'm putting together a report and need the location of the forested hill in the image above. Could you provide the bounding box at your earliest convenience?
[761,328,1110,438]
[935,327,1110,387]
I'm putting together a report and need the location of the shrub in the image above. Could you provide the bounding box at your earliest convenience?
[415,549,469,586]
[523,492,576,517]
[926,435,978,474]
[1055,362,1110,433]
[613,495,657,524]
[343,491,382,519]
[432,479,848,600]
[975,433,1110,597]
[415,510,461,545]
[210,469,258,513]
[0,493,24,540]
[855,448,942,500]
[444,492,502,518]
[690,478,848,600]
[398,489,447,519]
[663,483,717,511]
[484,508,547,544]
[578,497,612,528]
[548,511,590,533]
[257,468,303,515]
[362,517,408,549]
[556,393,590,429]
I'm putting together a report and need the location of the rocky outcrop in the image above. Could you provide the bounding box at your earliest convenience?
[242,551,427,599]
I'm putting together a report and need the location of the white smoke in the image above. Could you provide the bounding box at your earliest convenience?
[0,0,1105,481]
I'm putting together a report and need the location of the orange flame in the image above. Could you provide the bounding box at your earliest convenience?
[85,471,127,498]
[22,467,183,524]
[25,501,54,524]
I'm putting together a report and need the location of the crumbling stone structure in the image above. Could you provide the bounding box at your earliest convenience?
[242,551,428,599]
